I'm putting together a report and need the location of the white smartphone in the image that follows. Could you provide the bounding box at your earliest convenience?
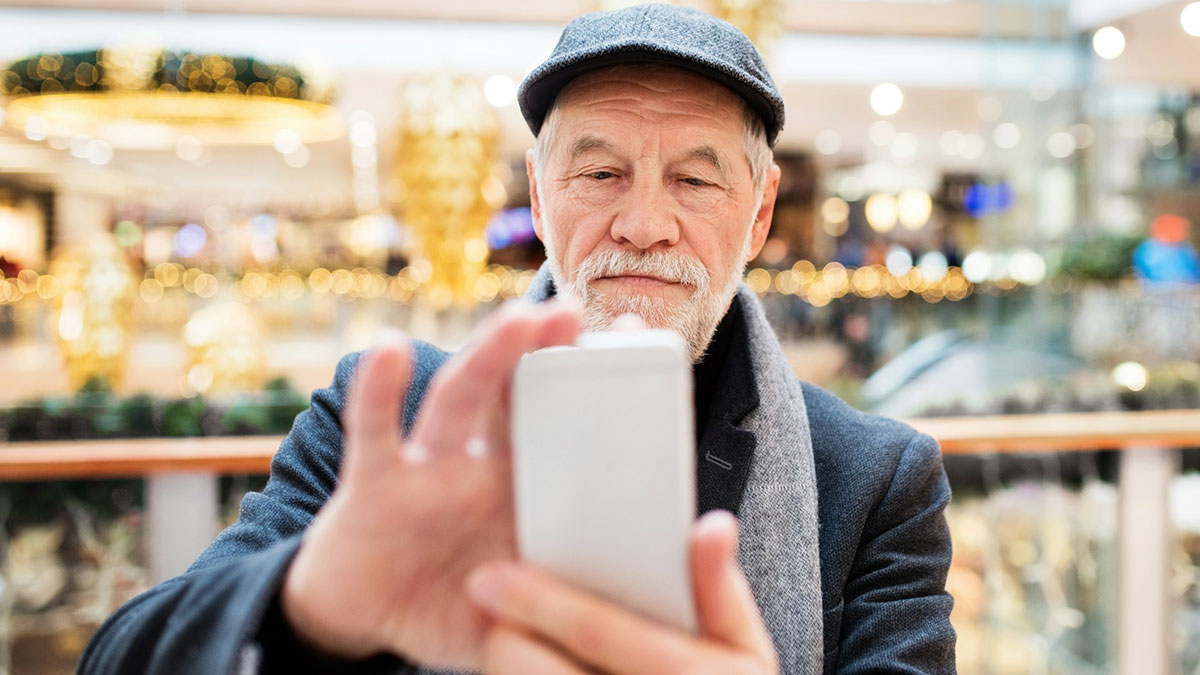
[511,329,697,633]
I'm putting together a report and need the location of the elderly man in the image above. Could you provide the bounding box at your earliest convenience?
[81,5,954,674]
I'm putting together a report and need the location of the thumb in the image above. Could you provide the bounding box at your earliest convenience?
[690,510,776,659]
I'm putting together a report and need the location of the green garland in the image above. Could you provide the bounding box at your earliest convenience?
[0,377,309,443]
[1059,234,1140,282]
[0,49,330,102]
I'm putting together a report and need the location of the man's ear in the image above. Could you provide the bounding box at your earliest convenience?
[745,163,782,261]
[526,149,545,241]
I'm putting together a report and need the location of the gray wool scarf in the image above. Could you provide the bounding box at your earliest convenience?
[421,267,823,674]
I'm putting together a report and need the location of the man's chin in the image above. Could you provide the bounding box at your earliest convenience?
[584,294,675,328]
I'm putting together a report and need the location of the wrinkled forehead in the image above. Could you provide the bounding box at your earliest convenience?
[551,63,748,137]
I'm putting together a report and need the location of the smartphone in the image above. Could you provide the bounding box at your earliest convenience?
[511,329,697,633]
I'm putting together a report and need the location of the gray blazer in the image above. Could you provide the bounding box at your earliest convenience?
[79,292,955,675]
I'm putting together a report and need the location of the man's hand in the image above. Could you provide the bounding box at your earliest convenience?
[280,301,582,668]
[465,510,780,674]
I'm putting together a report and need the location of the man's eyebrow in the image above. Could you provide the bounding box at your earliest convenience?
[565,135,615,162]
[681,145,730,180]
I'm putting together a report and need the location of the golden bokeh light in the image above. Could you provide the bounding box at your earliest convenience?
[393,72,501,309]
[47,235,135,389]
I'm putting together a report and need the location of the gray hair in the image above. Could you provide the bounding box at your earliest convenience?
[533,88,773,200]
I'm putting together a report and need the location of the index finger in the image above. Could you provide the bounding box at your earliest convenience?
[410,301,580,453]
[342,340,413,483]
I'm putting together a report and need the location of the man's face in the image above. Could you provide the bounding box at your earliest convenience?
[527,65,781,362]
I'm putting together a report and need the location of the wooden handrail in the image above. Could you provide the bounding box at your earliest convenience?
[909,409,1200,453]
[0,409,1197,480]
[0,436,281,480]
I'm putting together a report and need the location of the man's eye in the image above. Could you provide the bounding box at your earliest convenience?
[681,177,711,187]
[587,171,616,180]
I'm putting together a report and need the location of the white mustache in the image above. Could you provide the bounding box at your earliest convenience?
[575,249,710,292]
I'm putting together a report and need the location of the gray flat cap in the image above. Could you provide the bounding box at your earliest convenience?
[518,3,784,146]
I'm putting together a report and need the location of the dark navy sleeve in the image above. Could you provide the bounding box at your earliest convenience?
[78,344,448,675]
[833,432,957,674]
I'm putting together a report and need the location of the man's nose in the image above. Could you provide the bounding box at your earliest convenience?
[609,174,680,250]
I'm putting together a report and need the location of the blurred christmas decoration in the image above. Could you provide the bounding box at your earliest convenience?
[393,72,503,309]
[4,260,1059,312]
[182,300,267,395]
[1,48,339,150]
[712,0,782,60]
[5,522,69,612]
[48,235,135,391]
[341,213,399,268]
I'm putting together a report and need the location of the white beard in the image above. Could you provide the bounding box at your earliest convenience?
[542,224,753,364]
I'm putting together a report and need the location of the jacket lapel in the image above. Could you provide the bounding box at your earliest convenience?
[695,295,758,516]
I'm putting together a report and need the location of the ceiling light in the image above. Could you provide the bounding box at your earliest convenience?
[870,83,903,117]
[917,251,948,282]
[1183,3,1200,36]
[897,189,932,230]
[1112,361,1147,391]
[1092,26,1126,60]
[821,197,850,235]
[484,75,516,108]
[885,245,913,276]
[865,193,898,232]
[962,251,991,283]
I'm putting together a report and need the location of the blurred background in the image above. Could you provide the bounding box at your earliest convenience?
[0,0,1198,673]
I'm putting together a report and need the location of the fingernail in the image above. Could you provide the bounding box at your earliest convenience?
[465,436,488,459]
[465,564,509,611]
[697,510,736,537]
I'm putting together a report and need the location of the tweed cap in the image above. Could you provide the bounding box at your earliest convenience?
[518,3,784,146]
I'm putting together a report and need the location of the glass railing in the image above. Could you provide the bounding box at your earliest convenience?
[0,409,1198,675]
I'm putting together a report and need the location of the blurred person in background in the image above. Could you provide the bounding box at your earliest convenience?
[79,4,955,674]
[1134,214,1200,285]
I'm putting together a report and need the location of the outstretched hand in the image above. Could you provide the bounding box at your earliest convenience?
[280,300,581,668]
